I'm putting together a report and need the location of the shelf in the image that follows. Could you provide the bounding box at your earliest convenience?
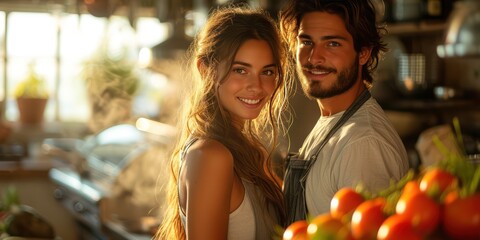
[381,98,480,112]
[386,21,446,36]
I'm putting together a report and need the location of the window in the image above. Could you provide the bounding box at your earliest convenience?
[0,8,168,124]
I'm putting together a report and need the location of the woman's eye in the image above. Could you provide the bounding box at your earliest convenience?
[233,68,246,74]
[263,69,275,76]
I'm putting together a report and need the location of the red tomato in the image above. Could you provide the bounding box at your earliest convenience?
[377,214,423,240]
[400,180,421,200]
[419,168,458,198]
[351,198,387,240]
[443,194,480,240]
[307,213,346,240]
[395,191,441,235]
[444,190,459,205]
[330,187,365,221]
[283,220,309,240]
[397,180,422,209]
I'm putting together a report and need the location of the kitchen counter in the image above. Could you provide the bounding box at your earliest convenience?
[1,121,167,240]
[103,221,153,240]
[0,158,51,176]
[0,121,88,175]
[0,158,80,240]
[0,159,157,240]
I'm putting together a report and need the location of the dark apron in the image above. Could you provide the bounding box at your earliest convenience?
[283,90,371,225]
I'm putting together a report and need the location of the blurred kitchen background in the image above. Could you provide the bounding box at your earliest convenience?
[0,0,479,239]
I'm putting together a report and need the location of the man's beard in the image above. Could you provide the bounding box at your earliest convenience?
[297,55,359,99]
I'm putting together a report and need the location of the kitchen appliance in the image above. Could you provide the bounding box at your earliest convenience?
[396,53,431,97]
[437,0,480,58]
[433,86,462,100]
[151,0,192,60]
[45,122,175,239]
[371,35,406,103]
[0,144,25,161]
[392,0,422,22]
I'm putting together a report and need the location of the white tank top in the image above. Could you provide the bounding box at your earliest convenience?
[178,138,257,239]
[227,183,256,240]
[179,180,256,239]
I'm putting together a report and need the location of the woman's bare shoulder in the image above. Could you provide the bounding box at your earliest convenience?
[183,138,234,180]
[187,138,232,161]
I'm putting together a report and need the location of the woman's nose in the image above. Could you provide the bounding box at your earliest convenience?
[246,74,261,92]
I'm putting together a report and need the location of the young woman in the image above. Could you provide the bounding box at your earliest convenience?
[156,5,290,240]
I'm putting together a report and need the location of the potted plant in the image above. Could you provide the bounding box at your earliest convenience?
[14,64,49,126]
[82,45,140,133]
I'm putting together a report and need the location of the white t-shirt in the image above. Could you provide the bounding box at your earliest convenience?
[300,97,409,216]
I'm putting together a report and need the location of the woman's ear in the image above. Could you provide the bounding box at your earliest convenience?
[196,58,206,77]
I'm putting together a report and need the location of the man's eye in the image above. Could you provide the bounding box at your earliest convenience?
[328,41,341,47]
[301,40,313,46]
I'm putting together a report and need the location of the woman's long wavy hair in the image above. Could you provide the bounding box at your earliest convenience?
[155,5,290,240]
[279,0,387,85]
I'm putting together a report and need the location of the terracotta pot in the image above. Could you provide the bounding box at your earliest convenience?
[16,97,48,125]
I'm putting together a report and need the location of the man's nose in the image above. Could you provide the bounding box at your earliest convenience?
[308,46,326,65]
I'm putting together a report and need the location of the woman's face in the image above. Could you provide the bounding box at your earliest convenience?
[218,39,277,126]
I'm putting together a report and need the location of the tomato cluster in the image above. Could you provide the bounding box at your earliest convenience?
[282,166,480,240]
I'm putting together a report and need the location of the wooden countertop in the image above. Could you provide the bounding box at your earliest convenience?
[103,221,153,240]
[0,158,56,178]
[0,142,76,176]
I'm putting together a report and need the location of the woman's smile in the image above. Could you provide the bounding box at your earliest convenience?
[238,97,262,105]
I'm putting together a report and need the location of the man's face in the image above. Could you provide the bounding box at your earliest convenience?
[295,11,363,99]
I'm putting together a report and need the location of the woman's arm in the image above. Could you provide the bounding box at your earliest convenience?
[182,139,235,240]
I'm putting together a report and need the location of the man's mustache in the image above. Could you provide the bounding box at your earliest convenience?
[301,63,336,73]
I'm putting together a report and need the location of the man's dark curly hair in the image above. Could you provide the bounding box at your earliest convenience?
[279,0,387,84]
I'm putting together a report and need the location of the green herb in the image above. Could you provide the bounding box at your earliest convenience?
[0,186,20,211]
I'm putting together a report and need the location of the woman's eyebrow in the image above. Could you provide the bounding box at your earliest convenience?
[232,61,277,69]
